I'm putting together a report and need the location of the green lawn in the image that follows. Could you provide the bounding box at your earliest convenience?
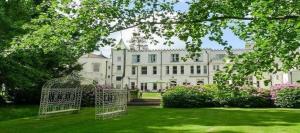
[1,105,300,133]
[142,92,161,99]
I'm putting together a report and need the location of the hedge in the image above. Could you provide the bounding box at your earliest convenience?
[275,88,300,108]
[162,86,214,108]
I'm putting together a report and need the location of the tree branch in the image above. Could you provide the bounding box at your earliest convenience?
[110,15,300,33]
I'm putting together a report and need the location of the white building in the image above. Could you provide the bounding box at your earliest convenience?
[78,54,111,85]
[78,40,299,91]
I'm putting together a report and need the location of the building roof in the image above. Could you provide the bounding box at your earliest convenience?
[113,39,129,50]
[86,53,109,59]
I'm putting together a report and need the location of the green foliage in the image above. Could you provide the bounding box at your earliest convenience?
[216,86,272,108]
[2,106,300,132]
[163,85,272,108]
[81,84,95,107]
[162,86,214,108]
[0,95,5,105]
[1,0,299,104]
[129,89,140,100]
[275,88,300,108]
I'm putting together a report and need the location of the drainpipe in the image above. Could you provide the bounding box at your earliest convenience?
[111,50,114,86]
[105,60,108,85]
[137,66,139,90]
[205,50,210,84]
[160,51,163,91]
[290,71,293,84]
[121,49,126,89]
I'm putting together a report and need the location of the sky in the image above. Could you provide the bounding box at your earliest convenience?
[99,1,245,57]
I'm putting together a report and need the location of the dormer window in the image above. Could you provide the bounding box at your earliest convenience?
[171,54,179,62]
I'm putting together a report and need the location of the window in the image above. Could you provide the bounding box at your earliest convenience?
[153,66,157,74]
[173,66,177,74]
[197,80,204,85]
[117,65,122,71]
[132,66,136,75]
[108,66,110,69]
[213,65,220,71]
[153,83,157,90]
[141,83,147,91]
[92,63,100,72]
[171,54,179,62]
[183,82,190,86]
[148,54,157,63]
[116,76,122,81]
[166,66,169,74]
[132,55,140,63]
[203,65,207,74]
[107,75,110,78]
[170,81,177,87]
[141,66,147,75]
[257,81,260,88]
[190,66,194,74]
[131,82,135,89]
[276,75,280,80]
[180,66,184,74]
[117,56,122,61]
[197,66,201,74]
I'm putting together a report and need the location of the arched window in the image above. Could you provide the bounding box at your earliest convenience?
[170,81,177,87]
[197,80,204,85]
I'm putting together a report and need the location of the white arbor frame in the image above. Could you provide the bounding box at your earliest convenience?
[39,74,82,118]
[95,85,127,119]
[39,74,128,119]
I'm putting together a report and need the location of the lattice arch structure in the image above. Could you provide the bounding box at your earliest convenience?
[39,74,128,119]
[95,85,128,119]
[39,74,84,118]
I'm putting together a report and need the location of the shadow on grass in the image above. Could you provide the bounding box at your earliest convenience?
[1,106,300,133]
[102,107,300,133]
[0,105,38,121]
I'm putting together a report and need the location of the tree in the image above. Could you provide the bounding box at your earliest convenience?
[1,0,299,103]
[129,0,299,89]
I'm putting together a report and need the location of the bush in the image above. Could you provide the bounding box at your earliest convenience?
[214,86,272,108]
[81,84,96,107]
[7,88,41,104]
[162,86,214,108]
[129,89,139,101]
[0,95,6,105]
[275,88,300,108]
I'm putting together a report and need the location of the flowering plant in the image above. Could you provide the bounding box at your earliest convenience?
[270,83,300,99]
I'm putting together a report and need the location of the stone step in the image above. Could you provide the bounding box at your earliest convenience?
[127,102,161,106]
[128,98,161,106]
[130,99,161,102]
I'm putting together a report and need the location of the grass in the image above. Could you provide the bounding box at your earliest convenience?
[1,105,300,133]
[142,92,161,99]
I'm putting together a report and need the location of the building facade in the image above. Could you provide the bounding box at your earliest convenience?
[78,54,111,85]
[79,41,299,91]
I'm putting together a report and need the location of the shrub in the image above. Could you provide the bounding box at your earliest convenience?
[6,88,41,104]
[129,89,139,101]
[216,86,272,108]
[270,84,300,99]
[0,95,6,105]
[162,86,214,108]
[81,84,96,107]
[275,88,300,108]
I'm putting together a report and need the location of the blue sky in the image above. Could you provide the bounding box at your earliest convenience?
[100,1,245,56]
